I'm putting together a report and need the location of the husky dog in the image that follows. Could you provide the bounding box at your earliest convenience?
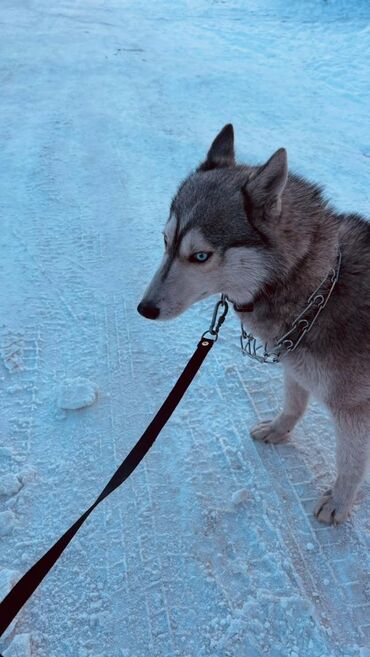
[138,124,370,525]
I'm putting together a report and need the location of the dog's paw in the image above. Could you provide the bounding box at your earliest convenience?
[314,490,351,525]
[250,420,290,444]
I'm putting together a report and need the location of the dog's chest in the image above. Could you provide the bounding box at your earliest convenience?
[284,355,331,402]
[239,311,331,402]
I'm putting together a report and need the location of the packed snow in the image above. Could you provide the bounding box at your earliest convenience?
[57,378,99,411]
[3,634,32,657]
[0,0,369,656]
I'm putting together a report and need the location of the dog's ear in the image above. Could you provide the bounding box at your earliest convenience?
[198,124,235,172]
[243,148,287,218]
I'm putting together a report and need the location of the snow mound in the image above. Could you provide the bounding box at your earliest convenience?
[0,473,22,497]
[0,510,16,536]
[57,377,98,410]
[231,488,251,506]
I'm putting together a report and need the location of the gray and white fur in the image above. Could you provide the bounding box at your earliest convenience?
[138,124,370,525]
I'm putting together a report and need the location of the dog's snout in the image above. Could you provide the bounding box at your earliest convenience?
[137,300,160,320]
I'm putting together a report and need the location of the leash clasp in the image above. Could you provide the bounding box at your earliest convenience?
[202,294,229,342]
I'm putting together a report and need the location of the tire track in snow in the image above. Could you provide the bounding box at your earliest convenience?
[213,345,369,651]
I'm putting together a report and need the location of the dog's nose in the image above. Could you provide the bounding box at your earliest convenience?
[137,300,160,320]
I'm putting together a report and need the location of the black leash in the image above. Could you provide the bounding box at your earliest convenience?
[0,297,228,638]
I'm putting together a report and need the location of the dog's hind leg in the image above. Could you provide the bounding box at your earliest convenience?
[315,403,370,525]
[251,370,309,444]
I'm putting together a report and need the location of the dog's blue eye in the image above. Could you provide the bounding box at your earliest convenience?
[190,252,211,263]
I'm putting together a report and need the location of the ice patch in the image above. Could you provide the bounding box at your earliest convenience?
[0,473,22,497]
[3,633,32,657]
[57,377,98,410]
[0,510,16,536]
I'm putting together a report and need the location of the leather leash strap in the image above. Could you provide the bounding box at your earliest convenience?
[0,337,214,637]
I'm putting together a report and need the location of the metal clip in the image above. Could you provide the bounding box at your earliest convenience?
[202,294,229,342]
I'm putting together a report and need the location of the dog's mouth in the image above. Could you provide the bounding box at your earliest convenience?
[137,291,213,321]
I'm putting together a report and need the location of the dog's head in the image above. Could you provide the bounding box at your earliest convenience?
[138,125,288,320]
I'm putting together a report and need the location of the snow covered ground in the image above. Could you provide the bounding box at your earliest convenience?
[0,0,369,655]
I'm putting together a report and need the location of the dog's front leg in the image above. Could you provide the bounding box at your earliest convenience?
[315,403,370,525]
[250,369,309,444]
